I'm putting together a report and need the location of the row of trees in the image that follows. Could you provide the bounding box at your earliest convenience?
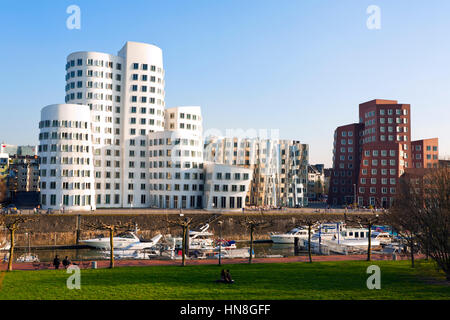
[0,212,388,271]
[306,168,449,281]
[0,213,271,270]
[386,168,450,280]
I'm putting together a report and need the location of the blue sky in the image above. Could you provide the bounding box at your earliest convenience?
[0,0,449,166]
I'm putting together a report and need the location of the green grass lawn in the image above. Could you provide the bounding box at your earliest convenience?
[0,260,449,300]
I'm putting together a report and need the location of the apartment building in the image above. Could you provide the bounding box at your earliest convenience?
[38,41,257,211]
[411,138,439,169]
[307,164,326,201]
[328,123,363,205]
[204,137,309,207]
[8,155,40,192]
[0,145,39,203]
[39,104,95,210]
[63,41,165,208]
[203,163,253,211]
[148,106,205,209]
[328,99,439,208]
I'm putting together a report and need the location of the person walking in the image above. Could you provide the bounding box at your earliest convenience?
[53,255,61,269]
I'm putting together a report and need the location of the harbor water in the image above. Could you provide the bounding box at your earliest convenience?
[10,242,310,263]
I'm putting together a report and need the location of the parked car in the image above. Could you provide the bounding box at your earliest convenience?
[6,204,18,214]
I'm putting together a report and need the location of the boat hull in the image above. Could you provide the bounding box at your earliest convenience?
[79,239,138,250]
[270,235,309,244]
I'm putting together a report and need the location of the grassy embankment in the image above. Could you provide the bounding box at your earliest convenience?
[0,260,448,300]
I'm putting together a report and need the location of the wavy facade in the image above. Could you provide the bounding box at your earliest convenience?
[204,137,309,207]
[148,106,204,209]
[63,42,165,208]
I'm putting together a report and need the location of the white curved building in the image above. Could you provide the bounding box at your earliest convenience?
[148,106,204,209]
[37,41,261,212]
[38,104,95,211]
[64,41,165,208]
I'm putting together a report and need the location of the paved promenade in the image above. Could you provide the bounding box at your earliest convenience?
[13,207,381,216]
[0,253,422,271]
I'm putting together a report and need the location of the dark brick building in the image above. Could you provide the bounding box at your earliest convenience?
[328,123,363,205]
[328,99,439,208]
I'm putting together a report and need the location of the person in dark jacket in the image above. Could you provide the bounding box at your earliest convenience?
[53,255,61,269]
[62,256,71,268]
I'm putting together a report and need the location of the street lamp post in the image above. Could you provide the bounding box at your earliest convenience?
[353,184,357,210]
[218,221,223,266]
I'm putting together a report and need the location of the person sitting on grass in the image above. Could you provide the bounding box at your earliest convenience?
[216,269,234,284]
[62,256,72,268]
[216,269,227,283]
[225,269,234,283]
[53,255,61,269]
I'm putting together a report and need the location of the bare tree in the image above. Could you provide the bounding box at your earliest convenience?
[384,191,419,268]
[240,215,272,264]
[164,213,222,266]
[0,179,7,204]
[165,216,193,267]
[0,216,34,271]
[83,219,135,268]
[388,168,449,277]
[291,217,325,263]
[346,214,381,262]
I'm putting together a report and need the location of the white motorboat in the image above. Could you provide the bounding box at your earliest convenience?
[168,223,216,251]
[188,224,215,250]
[118,234,163,251]
[212,248,253,259]
[270,227,311,244]
[103,247,161,260]
[371,231,392,245]
[166,224,249,260]
[214,239,237,250]
[304,225,382,254]
[80,232,162,250]
[103,234,163,259]
[16,253,40,263]
[383,242,403,254]
[80,232,140,249]
[332,238,381,247]
[316,227,380,247]
[0,241,10,251]
[315,223,345,241]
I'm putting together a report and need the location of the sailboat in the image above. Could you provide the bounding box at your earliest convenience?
[16,232,40,262]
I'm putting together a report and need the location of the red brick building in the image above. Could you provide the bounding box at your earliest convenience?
[411,138,439,169]
[328,99,439,208]
[328,123,363,205]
